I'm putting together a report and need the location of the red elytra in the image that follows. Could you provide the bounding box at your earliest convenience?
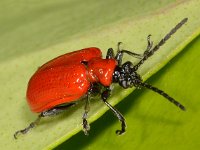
[27,47,117,112]
[14,18,187,139]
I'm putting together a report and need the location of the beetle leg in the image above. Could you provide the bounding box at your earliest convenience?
[115,42,143,66]
[106,48,115,59]
[14,104,75,139]
[14,114,42,139]
[41,104,75,116]
[115,35,153,66]
[82,93,90,135]
[143,34,153,56]
[101,87,126,135]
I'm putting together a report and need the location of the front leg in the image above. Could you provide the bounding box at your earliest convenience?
[143,34,153,56]
[101,87,126,135]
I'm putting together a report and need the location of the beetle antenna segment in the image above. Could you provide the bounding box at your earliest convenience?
[14,114,42,139]
[134,18,188,71]
[138,82,186,111]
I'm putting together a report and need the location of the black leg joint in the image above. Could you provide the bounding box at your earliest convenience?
[101,89,110,101]
[106,48,115,59]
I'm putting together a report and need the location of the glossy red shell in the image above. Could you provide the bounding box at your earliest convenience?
[27,47,117,113]
[87,58,117,86]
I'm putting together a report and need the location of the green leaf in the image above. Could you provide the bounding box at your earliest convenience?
[0,0,200,150]
[58,35,200,150]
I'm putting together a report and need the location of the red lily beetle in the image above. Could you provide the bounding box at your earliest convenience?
[14,18,187,139]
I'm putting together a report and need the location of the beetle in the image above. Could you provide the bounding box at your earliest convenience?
[14,18,187,139]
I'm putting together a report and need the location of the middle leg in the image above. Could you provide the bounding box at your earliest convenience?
[82,93,91,135]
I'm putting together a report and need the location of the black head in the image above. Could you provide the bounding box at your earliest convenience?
[112,61,142,89]
[108,18,188,111]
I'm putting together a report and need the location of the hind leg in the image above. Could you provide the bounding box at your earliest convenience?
[14,104,75,139]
